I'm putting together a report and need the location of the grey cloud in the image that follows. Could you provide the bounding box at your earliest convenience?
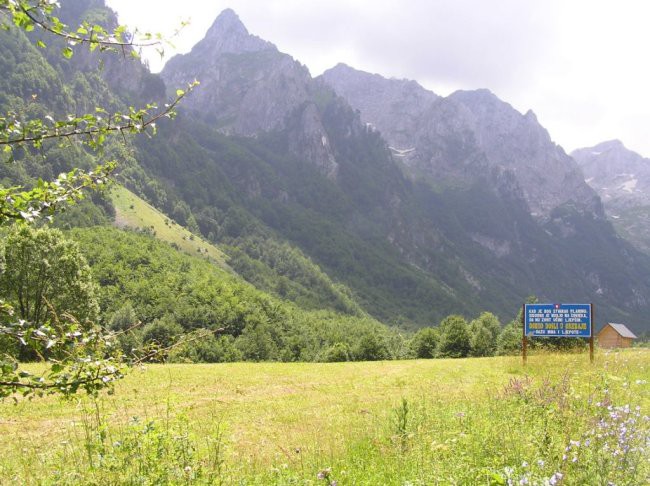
[235,0,557,93]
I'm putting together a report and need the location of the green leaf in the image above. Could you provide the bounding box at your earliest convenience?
[36,40,46,49]
[62,46,74,59]
[176,89,185,97]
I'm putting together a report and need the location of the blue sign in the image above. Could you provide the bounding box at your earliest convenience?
[524,304,591,337]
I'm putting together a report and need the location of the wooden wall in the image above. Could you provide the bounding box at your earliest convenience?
[597,326,633,348]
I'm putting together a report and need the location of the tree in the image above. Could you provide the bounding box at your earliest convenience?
[0,226,126,398]
[409,327,439,359]
[0,0,197,225]
[0,0,194,398]
[438,315,471,358]
[323,342,351,362]
[470,323,494,357]
[354,332,390,361]
[141,315,184,362]
[469,312,501,357]
[108,302,142,359]
[0,225,99,331]
[496,322,521,356]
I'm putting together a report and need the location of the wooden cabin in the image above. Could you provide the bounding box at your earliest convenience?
[597,323,637,349]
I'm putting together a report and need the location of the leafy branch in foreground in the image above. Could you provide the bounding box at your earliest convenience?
[0,163,114,224]
[0,311,124,400]
[0,82,199,156]
[0,82,198,225]
[0,0,181,58]
[0,1,200,400]
[0,313,225,400]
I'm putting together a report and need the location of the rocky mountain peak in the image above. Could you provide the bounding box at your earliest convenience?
[573,140,650,210]
[193,8,272,56]
[207,8,245,35]
[573,140,650,255]
[593,139,625,150]
[449,88,498,104]
[161,9,342,177]
[161,9,310,135]
[524,109,538,122]
[323,65,600,220]
[320,63,439,150]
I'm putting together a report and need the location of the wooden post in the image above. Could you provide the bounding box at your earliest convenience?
[589,303,594,363]
[522,304,527,366]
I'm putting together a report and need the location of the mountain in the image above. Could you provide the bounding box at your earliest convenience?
[572,140,650,254]
[322,64,600,220]
[162,9,339,178]
[321,63,650,330]
[157,12,650,331]
[572,140,650,210]
[4,2,650,332]
[159,10,476,325]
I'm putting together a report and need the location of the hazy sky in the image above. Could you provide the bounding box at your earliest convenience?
[106,0,650,156]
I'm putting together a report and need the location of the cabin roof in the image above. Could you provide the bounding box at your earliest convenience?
[601,323,637,339]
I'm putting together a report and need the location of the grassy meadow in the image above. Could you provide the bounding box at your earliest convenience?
[111,184,230,270]
[0,350,648,485]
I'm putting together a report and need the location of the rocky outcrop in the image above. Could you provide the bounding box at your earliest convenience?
[162,10,312,136]
[161,9,343,177]
[287,103,339,179]
[572,140,650,210]
[321,64,601,220]
[573,141,650,255]
[322,64,439,150]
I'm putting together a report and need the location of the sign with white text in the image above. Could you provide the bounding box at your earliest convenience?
[524,303,592,337]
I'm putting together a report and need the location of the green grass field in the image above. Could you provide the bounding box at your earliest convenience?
[0,350,648,485]
[110,184,230,270]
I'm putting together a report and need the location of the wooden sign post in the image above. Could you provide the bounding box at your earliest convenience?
[521,304,527,366]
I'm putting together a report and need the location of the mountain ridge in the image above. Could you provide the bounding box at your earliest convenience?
[5,2,650,332]
[155,10,650,331]
[573,140,650,256]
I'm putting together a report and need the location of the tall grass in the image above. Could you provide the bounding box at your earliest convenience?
[0,350,647,484]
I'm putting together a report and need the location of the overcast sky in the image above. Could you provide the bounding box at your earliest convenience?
[106,0,650,156]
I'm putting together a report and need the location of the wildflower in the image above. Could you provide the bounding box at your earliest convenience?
[317,468,332,480]
[549,472,563,485]
[537,459,545,467]
[521,461,528,468]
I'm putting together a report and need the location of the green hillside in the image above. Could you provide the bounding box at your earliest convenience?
[69,226,396,363]
[110,183,229,270]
